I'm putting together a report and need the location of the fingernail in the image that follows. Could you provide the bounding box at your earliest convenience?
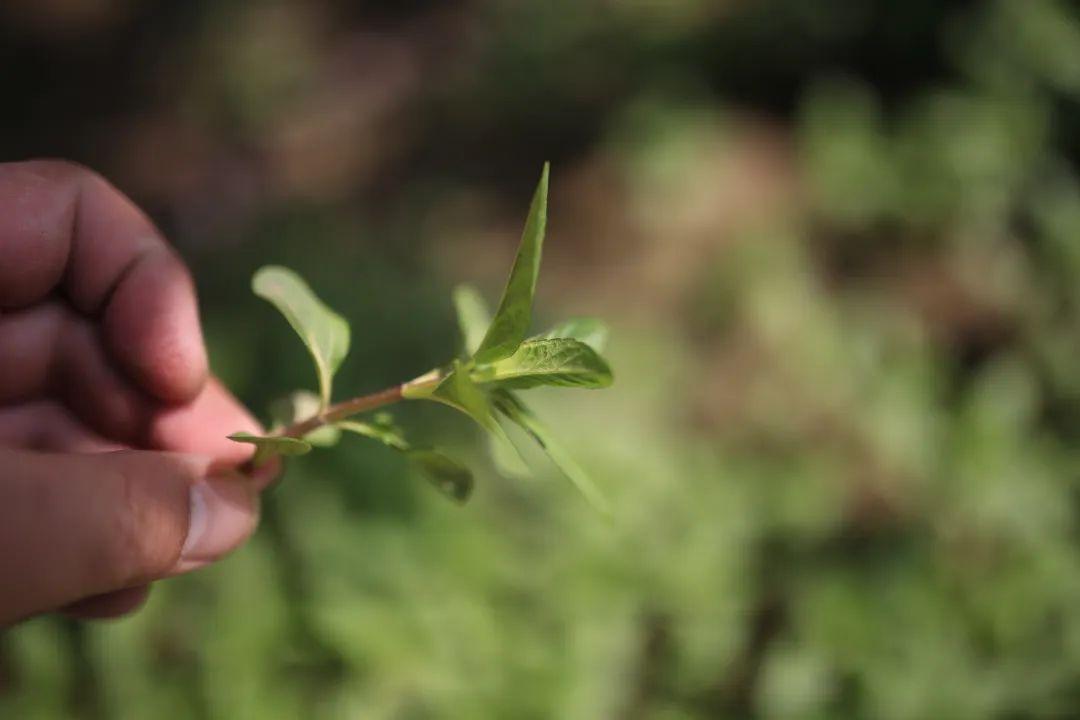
[176,473,258,573]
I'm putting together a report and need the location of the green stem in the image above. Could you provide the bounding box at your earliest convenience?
[280,371,442,439]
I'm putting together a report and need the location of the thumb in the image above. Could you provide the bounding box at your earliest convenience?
[0,448,258,625]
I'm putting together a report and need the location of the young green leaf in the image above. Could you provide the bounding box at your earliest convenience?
[338,420,474,502]
[453,284,493,357]
[430,364,501,433]
[427,364,529,468]
[473,163,549,363]
[252,266,351,408]
[491,390,611,515]
[472,338,613,390]
[390,369,529,482]
[228,432,313,466]
[536,317,610,353]
[337,418,409,452]
[269,391,341,447]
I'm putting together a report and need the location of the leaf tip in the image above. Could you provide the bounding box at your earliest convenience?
[536,162,550,211]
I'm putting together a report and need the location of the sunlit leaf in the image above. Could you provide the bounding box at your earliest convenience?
[473,163,549,363]
[472,338,613,390]
[338,419,473,502]
[491,390,610,515]
[453,284,493,357]
[536,317,609,353]
[252,266,351,407]
[228,432,312,466]
[269,390,340,447]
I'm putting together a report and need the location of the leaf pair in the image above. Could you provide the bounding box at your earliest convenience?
[447,285,613,513]
[232,391,473,501]
[412,163,614,512]
[230,164,613,510]
[443,167,611,394]
[232,268,474,500]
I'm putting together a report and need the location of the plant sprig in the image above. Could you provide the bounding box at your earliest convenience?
[229,164,614,508]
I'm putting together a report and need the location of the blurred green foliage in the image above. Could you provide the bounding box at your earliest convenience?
[4,0,1080,718]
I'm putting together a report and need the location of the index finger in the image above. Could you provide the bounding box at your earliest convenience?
[0,160,208,403]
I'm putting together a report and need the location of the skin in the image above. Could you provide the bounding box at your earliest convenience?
[0,160,275,626]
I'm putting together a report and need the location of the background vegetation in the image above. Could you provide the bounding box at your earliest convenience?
[3,1,1080,717]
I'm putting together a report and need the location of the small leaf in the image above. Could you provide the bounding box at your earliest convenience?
[491,390,610,515]
[269,390,340,447]
[428,364,527,466]
[338,420,473,502]
[472,338,613,390]
[337,419,408,451]
[407,450,474,502]
[252,266,351,408]
[453,284,493,357]
[537,317,609,353]
[431,364,501,433]
[228,432,312,466]
[474,163,549,363]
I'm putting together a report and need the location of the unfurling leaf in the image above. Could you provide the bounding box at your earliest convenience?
[473,163,549,363]
[453,284,493,357]
[537,317,610,353]
[338,419,473,502]
[253,266,351,408]
[269,390,340,447]
[472,338,613,390]
[228,432,313,466]
[491,390,610,514]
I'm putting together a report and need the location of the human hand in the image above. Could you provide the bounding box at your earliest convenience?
[0,160,272,625]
